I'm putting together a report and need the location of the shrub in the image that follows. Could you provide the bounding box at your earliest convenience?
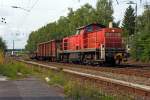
[64,81,115,100]
[0,61,32,79]
[0,50,4,64]
[48,71,67,86]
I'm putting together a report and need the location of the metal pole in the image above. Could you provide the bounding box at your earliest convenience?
[135,3,137,34]
[12,40,14,56]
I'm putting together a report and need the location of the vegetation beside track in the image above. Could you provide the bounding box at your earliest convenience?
[0,61,32,79]
[26,62,133,100]
[33,69,122,100]
[0,50,4,64]
[0,58,134,99]
[0,37,6,64]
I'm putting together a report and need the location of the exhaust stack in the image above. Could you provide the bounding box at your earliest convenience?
[109,22,113,28]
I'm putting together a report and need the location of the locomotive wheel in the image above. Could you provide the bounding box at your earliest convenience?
[115,55,122,65]
[110,59,116,66]
[106,57,116,66]
[116,59,121,65]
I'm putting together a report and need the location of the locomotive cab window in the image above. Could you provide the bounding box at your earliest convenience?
[95,26,102,31]
[86,26,93,33]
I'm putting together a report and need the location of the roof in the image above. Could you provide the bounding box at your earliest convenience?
[76,23,106,30]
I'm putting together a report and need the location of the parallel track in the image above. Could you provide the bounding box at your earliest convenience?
[18,59,150,99]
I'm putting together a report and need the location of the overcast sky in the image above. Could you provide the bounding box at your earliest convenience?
[0,0,147,49]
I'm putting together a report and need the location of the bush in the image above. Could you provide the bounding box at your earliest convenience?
[0,61,32,79]
[0,50,4,64]
[48,71,67,86]
[45,70,116,100]
[64,82,115,100]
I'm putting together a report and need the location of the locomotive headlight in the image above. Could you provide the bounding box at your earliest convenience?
[112,29,115,32]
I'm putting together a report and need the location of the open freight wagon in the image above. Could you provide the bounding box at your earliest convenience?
[36,40,62,61]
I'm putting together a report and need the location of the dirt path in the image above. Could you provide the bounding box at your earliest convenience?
[0,77,64,100]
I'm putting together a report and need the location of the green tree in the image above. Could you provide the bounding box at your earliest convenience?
[131,6,150,62]
[26,1,116,52]
[95,0,113,26]
[122,5,136,37]
[0,37,6,52]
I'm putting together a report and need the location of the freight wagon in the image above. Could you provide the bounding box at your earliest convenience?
[33,23,127,65]
[36,40,61,61]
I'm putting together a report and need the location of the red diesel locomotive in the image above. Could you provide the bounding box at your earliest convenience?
[32,23,127,65]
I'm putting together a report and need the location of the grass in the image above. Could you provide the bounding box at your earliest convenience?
[0,59,133,99]
[0,51,4,64]
[32,67,131,100]
[48,71,67,86]
[64,81,116,100]
[0,61,32,79]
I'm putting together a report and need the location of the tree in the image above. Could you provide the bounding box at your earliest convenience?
[131,6,150,62]
[122,5,136,37]
[26,1,116,52]
[0,37,6,52]
[95,0,113,26]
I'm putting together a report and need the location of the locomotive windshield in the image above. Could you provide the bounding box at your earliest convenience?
[86,26,93,32]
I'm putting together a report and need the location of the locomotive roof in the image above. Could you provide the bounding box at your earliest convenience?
[77,23,106,30]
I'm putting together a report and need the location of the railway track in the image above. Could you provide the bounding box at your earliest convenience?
[18,59,150,99]
[31,60,150,78]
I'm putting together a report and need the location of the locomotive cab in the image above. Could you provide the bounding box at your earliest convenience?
[77,23,126,65]
[104,28,125,65]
